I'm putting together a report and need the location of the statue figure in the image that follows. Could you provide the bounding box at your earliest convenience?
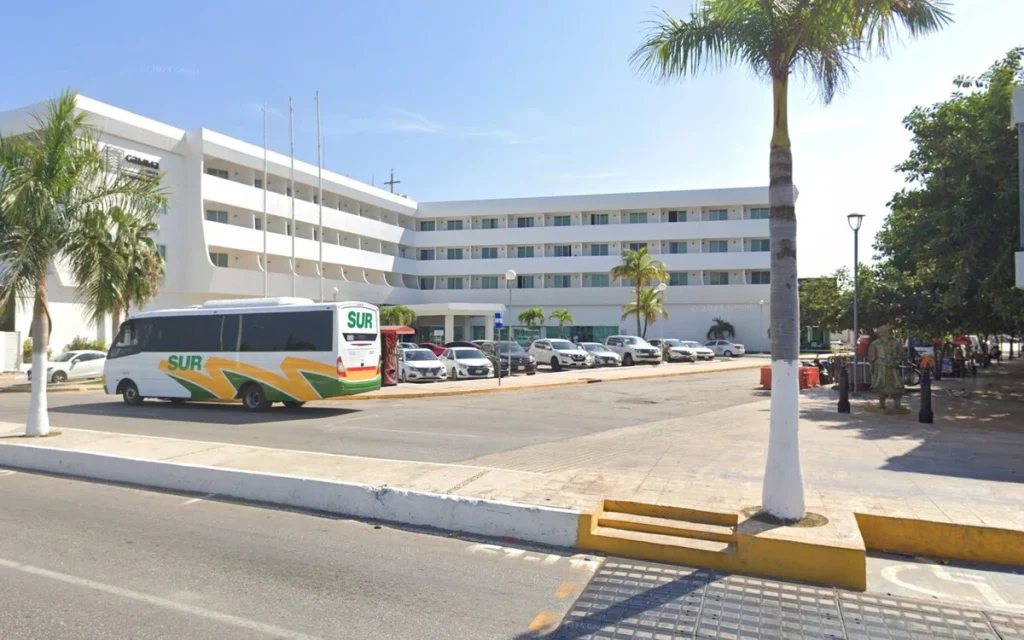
[867,325,905,410]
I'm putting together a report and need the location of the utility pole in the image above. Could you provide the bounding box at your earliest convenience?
[384,168,400,194]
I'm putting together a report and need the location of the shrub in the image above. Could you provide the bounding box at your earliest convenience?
[22,338,53,364]
[66,336,108,352]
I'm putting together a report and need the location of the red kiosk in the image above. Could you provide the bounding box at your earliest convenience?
[380,325,415,386]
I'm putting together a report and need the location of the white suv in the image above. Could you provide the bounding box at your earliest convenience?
[604,336,662,366]
[529,339,592,371]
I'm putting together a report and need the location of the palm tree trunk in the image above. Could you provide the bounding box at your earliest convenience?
[111,307,122,342]
[760,74,805,522]
[635,288,642,337]
[26,279,51,437]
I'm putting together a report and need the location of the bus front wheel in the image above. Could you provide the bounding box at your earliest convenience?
[120,380,143,406]
[241,384,269,412]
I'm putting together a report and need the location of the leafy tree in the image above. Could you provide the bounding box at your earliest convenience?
[380,305,418,327]
[609,247,667,337]
[622,288,668,338]
[549,309,574,329]
[631,0,950,521]
[876,48,1024,339]
[518,307,545,328]
[0,90,166,436]
[706,317,736,341]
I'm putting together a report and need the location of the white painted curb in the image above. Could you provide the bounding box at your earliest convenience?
[0,444,580,548]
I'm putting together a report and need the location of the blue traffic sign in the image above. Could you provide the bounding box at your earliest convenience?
[494,312,504,329]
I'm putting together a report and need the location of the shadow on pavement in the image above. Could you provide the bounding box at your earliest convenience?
[50,401,360,425]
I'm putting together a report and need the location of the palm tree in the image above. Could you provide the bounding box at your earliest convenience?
[549,309,574,338]
[0,90,166,437]
[518,307,545,329]
[622,288,669,339]
[380,304,418,327]
[609,248,667,337]
[706,317,736,341]
[631,0,950,521]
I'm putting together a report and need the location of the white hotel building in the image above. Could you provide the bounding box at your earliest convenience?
[0,96,775,353]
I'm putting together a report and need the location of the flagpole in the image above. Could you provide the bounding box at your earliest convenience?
[262,103,268,298]
[316,91,324,303]
[289,97,296,298]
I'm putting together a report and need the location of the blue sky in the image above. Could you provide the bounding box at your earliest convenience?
[2,0,1021,276]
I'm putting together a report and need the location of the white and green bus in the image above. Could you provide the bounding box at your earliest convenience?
[103,298,380,411]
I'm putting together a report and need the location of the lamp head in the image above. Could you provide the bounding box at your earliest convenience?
[847,213,865,232]
[505,269,516,281]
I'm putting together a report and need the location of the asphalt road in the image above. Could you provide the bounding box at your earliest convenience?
[0,471,597,639]
[0,369,763,463]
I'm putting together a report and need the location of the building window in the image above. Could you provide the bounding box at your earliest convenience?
[447,277,464,290]
[708,271,730,285]
[669,272,688,286]
[254,217,263,230]
[447,248,464,260]
[286,187,292,197]
[419,249,435,261]
[480,218,498,229]
[588,274,609,288]
[553,245,571,257]
[205,210,228,224]
[668,210,686,223]
[705,209,728,221]
[446,220,463,231]
[313,194,319,205]
[628,242,647,252]
[419,221,436,231]
[517,217,535,228]
[750,270,771,285]
[517,246,534,258]
[419,277,435,290]
[209,252,229,267]
[481,276,498,289]
[622,277,636,287]
[590,213,609,225]
[668,242,687,254]
[627,212,648,224]
[708,240,729,253]
[552,275,572,288]
[517,275,535,289]
[553,215,571,227]
[285,223,292,236]
[254,178,263,189]
[749,207,769,220]
[156,244,167,260]
[481,247,498,259]
[205,168,229,179]
[750,239,770,252]
[590,244,609,256]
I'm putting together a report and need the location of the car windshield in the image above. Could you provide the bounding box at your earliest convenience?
[582,343,604,352]
[623,337,648,346]
[498,343,526,354]
[51,352,76,362]
[680,342,701,348]
[663,339,681,346]
[404,350,436,361]
[453,348,485,360]
[549,340,575,350]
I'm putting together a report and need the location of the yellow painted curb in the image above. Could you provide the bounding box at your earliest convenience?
[856,513,1024,567]
[0,385,103,394]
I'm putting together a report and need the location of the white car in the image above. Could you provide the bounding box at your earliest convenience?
[604,335,662,366]
[399,348,447,383]
[529,339,593,370]
[705,340,746,357]
[679,341,716,361]
[438,347,493,380]
[648,339,696,363]
[579,342,621,367]
[27,349,107,383]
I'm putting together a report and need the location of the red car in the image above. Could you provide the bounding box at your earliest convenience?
[418,342,446,356]
[445,341,479,350]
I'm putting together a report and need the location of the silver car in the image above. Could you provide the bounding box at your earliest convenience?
[580,342,621,367]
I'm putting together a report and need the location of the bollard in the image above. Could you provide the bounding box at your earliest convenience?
[919,369,934,424]
[838,365,851,414]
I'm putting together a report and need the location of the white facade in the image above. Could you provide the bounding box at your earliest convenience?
[0,96,774,355]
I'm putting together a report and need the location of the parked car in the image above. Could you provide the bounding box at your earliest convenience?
[26,350,107,383]
[418,342,446,356]
[399,348,447,383]
[438,347,494,380]
[579,342,621,367]
[604,336,661,366]
[705,340,746,357]
[479,341,537,376]
[529,339,593,370]
[444,341,479,350]
[399,341,419,350]
[678,341,716,361]
[648,339,697,363]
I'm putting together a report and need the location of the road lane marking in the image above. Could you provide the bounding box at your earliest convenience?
[181,493,217,506]
[0,556,322,639]
[528,611,558,632]
[880,563,1024,613]
[465,543,601,572]
[0,470,17,476]
[333,425,478,438]
[555,582,583,599]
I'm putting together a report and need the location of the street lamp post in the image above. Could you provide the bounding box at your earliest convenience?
[847,213,865,393]
[657,282,667,339]
[504,270,516,383]
[759,300,765,353]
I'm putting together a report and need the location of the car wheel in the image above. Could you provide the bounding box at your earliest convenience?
[121,380,143,406]
[283,401,305,409]
[527,371,536,376]
[452,368,459,380]
[623,353,634,366]
[51,370,67,384]
[724,350,733,358]
[550,357,561,372]
[241,383,269,412]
